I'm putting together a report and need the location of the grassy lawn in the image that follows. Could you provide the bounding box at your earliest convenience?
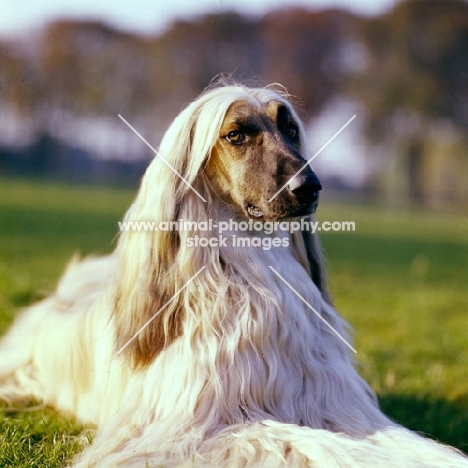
[0,177,467,465]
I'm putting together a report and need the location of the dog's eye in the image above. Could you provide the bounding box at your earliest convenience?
[226,131,245,144]
[287,125,298,139]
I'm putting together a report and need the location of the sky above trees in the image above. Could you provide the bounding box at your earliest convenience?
[1,0,400,38]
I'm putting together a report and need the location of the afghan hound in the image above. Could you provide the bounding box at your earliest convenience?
[0,81,466,467]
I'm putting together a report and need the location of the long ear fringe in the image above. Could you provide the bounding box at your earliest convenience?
[113,86,249,366]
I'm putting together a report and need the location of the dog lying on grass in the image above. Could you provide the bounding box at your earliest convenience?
[1,81,467,467]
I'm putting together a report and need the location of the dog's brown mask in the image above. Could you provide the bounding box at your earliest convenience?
[206,99,322,221]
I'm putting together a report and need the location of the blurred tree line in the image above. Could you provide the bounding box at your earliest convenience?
[0,0,467,206]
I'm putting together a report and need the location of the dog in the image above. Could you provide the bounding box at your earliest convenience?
[0,81,466,467]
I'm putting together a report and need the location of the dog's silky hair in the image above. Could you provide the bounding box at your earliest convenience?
[0,82,466,468]
[114,83,329,366]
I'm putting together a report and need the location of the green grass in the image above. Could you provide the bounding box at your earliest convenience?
[0,177,467,465]
[0,406,91,468]
[0,178,135,330]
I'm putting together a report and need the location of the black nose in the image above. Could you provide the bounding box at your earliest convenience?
[288,173,322,203]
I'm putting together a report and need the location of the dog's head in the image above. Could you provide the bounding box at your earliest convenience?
[205,96,321,221]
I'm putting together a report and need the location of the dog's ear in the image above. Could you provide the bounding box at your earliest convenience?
[112,89,225,368]
[111,87,248,367]
[112,120,199,368]
[291,222,331,304]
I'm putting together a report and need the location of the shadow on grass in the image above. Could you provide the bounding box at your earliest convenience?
[9,290,46,308]
[0,291,50,335]
[380,393,468,454]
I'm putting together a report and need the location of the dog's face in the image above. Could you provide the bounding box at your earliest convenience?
[206,99,321,221]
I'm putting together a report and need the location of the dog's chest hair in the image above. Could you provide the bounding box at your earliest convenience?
[139,247,334,424]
